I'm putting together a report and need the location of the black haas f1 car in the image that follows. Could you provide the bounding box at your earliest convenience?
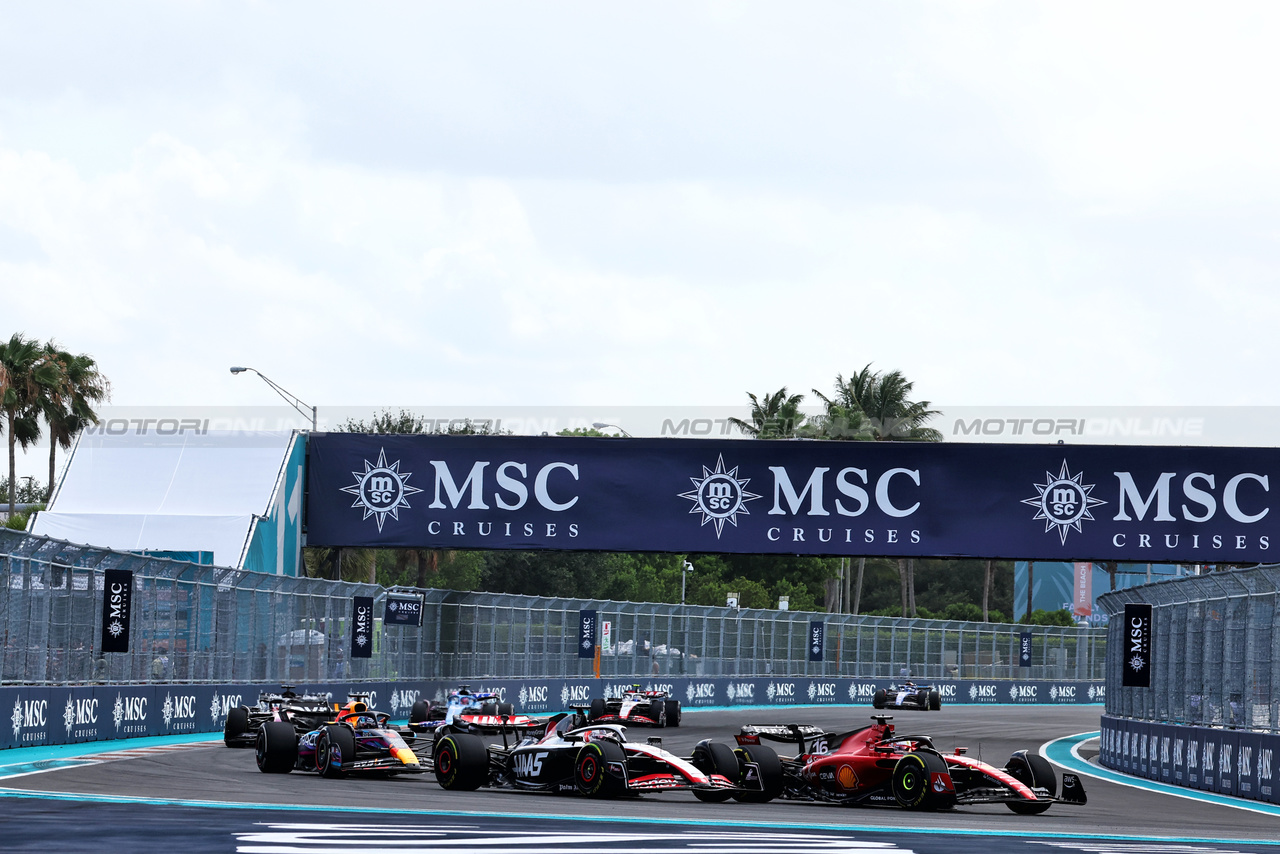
[433,712,738,800]
[256,696,431,778]
[578,685,682,728]
[731,715,1086,814]
[223,685,334,748]
[872,682,942,711]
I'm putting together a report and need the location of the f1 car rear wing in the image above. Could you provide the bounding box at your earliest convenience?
[736,723,830,755]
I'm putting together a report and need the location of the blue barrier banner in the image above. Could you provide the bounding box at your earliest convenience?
[1158,730,1173,783]
[1218,729,1240,796]
[1173,727,1189,785]
[306,435,1280,561]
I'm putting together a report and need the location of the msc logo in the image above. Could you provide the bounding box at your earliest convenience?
[211,693,243,723]
[561,685,591,706]
[163,694,198,730]
[341,449,424,531]
[11,696,48,741]
[848,683,878,700]
[766,682,796,702]
[968,684,998,701]
[63,697,98,735]
[725,682,756,702]
[807,682,836,701]
[518,685,549,708]
[679,455,761,538]
[114,694,149,734]
[390,689,419,715]
[686,683,715,701]
[1022,460,1106,544]
[1050,685,1076,701]
[1008,684,1037,701]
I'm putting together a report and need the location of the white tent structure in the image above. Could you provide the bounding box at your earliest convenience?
[30,429,305,574]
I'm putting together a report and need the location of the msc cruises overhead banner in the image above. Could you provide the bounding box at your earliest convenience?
[306,434,1280,561]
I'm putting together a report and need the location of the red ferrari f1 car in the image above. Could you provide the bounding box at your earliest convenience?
[731,715,1086,813]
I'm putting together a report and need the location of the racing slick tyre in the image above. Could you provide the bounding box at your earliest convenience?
[497,702,515,716]
[589,698,606,720]
[690,741,737,802]
[434,732,489,791]
[224,706,250,747]
[664,699,682,727]
[255,721,298,774]
[316,724,355,779]
[891,751,955,810]
[732,744,785,803]
[574,738,627,798]
[872,689,887,709]
[480,702,498,716]
[928,690,942,711]
[1004,750,1056,814]
[648,699,667,728]
[409,699,432,724]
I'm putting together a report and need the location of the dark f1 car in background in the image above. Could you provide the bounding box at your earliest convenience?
[256,700,431,778]
[730,715,1086,813]
[433,712,738,800]
[223,685,334,748]
[872,683,941,711]
[579,685,682,728]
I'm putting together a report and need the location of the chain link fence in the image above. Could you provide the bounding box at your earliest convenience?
[1099,564,1280,732]
[1,530,1106,686]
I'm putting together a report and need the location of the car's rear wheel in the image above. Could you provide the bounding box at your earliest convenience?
[434,732,489,790]
[255,721,297,773]
[872,689,887,709]
[891,751,955,810]
[648,699,666,728]
[1004,750,1055,814]
[479,702,498,716]
[665,699,682,727]
[574,738,627,798]
[732,744,784,803]
[409,699,432,723]
[691,741,736,802]
[224,706,250,747]
[497,702,514,716]
[928,690,941,711]
[316,725,355,778]
[589,698,606,720]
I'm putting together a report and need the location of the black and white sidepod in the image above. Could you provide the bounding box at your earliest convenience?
[433,713,747,800]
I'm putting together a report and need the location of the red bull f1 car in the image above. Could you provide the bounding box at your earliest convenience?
[872,682,942,711]
[579,685,682,728]
[433,712,737,800]
[255,698,431,777]
[730,715,1086,813]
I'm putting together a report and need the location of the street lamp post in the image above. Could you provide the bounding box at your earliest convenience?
[680,560,694,675]
[230,366,317,430]
[591,421,633,437]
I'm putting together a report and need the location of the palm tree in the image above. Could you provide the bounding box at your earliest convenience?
[813,364,941,441]
[38,343,110,502]
[728,388,807,438]
[0,333,60,513]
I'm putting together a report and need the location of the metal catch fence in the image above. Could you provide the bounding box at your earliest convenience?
[1098,565,1280,733]
[1,530,1106,686]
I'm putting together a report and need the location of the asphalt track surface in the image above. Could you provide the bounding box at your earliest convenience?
[2,705,1278,853]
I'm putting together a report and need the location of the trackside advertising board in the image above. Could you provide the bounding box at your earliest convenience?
[307,435,1280,561]
[1100,716,1280,805]
[0,678,1102,751]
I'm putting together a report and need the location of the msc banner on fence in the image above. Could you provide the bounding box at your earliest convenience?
[384,593,424,627]
[99,569,133,653]
[350,596,374,659]
[306,434,1280,561]
[1122,603,1153,687]
[808,621,825,661]
[578,610,597,658]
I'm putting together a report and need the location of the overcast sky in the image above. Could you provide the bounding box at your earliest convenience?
[5,1,1280,441]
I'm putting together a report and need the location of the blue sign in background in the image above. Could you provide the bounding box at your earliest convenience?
[307,435,1280,561]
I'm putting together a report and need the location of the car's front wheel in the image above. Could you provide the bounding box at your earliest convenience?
[664,699,682,727]
[891,751,955,810]
[316,725,355,778]
[732,744,784,803]
[574,738,627,798]
[691,741,737,802]
[1004,750,1055,814]
[224,706,250,747]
